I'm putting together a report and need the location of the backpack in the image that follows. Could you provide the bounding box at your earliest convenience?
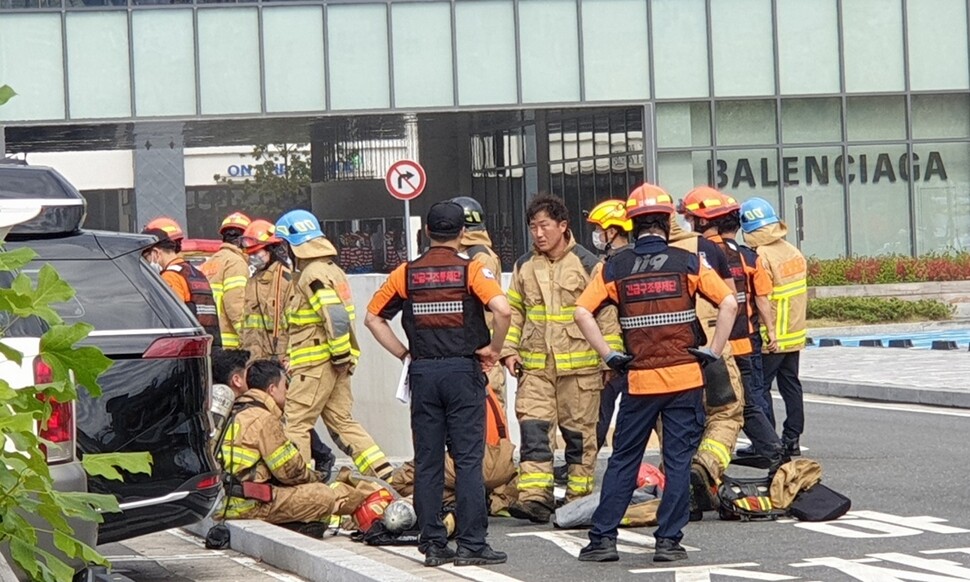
[788,483,851,522]
[717,475,787,521]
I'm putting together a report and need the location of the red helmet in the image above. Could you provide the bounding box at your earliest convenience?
[625,184,675,219]
[637,462,666,490]
[353,489,394,532]
[679,186,737,219]
[241,219,282,254]
[220,212,251,234]
[144,217,184,242]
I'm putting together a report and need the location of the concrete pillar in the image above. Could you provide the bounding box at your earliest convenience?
[132,123,187,231]
[0,125,6,157]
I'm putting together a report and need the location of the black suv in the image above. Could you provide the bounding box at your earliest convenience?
[1,164,220,544]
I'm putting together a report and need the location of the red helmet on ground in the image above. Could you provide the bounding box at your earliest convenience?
[144,217,185,241]
[679,186,737,219]
[220,212,251,234]
[625,184,676,219]
[637,462,666,490]
[241,219,282,254]
[353,489,394,532]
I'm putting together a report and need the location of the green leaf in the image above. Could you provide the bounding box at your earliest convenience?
[0,342,23,366]
[52,530,75,557]
[35,547,75,582]
[40,323,111,395]
[34,264,76,306]
[0,379,18,400]
[0,413,34,433]
[9,537,39,578]
[52,490,120,518]
[82,452,153,481]
[0,85,16,107]
[0,247,36,272]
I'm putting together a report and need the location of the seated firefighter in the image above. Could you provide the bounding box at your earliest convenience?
[217,360,365,532]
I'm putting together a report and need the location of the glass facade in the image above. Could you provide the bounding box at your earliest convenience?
[4,0,970,261]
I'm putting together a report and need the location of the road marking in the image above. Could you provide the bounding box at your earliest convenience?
[923,548,970,555]
[797,394,970,418]
[794,512,970,539]
[791,553,970,581]
[103,554,224,562]
[378,545,524,582]
[230,556,307,582]
[629,562,797,580]
[167,528,207,548]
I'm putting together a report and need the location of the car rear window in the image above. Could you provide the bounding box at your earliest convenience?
[22,257,196,333]
[0,167,71,199]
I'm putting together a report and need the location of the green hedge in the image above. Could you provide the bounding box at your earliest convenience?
[808,253,970,286]
[807,297,954,324]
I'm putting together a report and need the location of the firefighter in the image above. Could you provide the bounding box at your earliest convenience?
[500,194,623,523]
[573,184,737,563]
[210,348,250,441]
[585,199,633,451]
[451,196,508,406]
[275,210,393,481]
[679,188,787,472]
[240,219,293,362]
[200,212,252,349]
[365,201,511,567]
[740,197,808,457]
[141,218,221,345]
[669,189,746,518]
[217,360,363,536]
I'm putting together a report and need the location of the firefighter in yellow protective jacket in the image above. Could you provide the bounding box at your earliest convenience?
[240,219,293,362]
[275,210,393,481]
[218,360,362,529]
[451,196,508,405]
[501,194,623,523]
[201,212,252,349]
[669,192,744,516]
[740,197,807,457]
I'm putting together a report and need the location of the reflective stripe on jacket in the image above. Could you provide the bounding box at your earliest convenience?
[241,261,293,361]
[500,235,622,376]
[745,223,808,352]
[286,254,359,370]
[201,244,250,348]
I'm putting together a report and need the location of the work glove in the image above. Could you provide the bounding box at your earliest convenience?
[604,351,634,374]
[688,347,720,367]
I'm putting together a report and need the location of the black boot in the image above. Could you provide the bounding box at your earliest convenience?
[784,438,801,457]
[653,538,688,562]
[278,521,325,539]
[578,538,619,562]
[423,544,457,567]
[508,500,552,524]
[455,545,507,566]
[689,465,717,514]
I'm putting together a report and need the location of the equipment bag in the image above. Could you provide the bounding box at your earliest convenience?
[717,475,787,522]
[788,483,851,522]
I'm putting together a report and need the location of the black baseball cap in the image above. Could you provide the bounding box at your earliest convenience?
[427,202,465,237]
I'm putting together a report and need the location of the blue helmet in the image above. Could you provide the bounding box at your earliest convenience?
[275,210,324,246]
[739,197,780,233]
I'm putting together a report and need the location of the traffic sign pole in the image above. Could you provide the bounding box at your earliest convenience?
[404,199,412,260]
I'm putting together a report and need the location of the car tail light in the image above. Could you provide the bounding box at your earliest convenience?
[143,335,212,359]
[35,358,75,465]
[196,475,220,490]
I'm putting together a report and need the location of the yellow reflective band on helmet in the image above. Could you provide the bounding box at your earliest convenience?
[567,475,594,494]
[699,438,732,470]
[354,445,387,474]
[506,326,522,345]
[526,305,576,323]
[507,289,524,310]
[554,350,601,370]
[220,445,261,473]
[685,198,724,212]
[520,352,547,370]
[288,344,331,366]
[517,472,554,490]
[223,276,248,292]
[266,441,300,472]
[604,334,625,352]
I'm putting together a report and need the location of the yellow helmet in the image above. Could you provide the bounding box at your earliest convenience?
[586,199,632,232]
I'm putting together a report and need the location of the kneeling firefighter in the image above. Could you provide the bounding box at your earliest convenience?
[217,360,364,533]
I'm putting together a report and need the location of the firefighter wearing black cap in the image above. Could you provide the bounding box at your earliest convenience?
[365,201,512,568]
[573,184,737,564]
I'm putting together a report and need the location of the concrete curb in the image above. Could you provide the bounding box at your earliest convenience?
[807,318,970,339]
[183,518,424,582]
[802,378,970,409]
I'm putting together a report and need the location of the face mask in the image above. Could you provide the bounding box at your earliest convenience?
[681,219,693,233]
[249,254,268,271]
[150,262,163,274]
[591,230,608,251]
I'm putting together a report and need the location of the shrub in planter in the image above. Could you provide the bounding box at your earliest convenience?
[807,253,970,286]
[807,297,954,324]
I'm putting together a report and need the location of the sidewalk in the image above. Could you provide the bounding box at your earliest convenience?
[800,346,970,408]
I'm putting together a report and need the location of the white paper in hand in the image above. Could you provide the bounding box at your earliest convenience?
[395,355,411,404]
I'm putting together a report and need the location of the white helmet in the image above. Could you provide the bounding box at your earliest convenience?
[383,499,416,533]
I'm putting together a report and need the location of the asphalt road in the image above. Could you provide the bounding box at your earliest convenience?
[98,394,970,581]
[369,394,970,582]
